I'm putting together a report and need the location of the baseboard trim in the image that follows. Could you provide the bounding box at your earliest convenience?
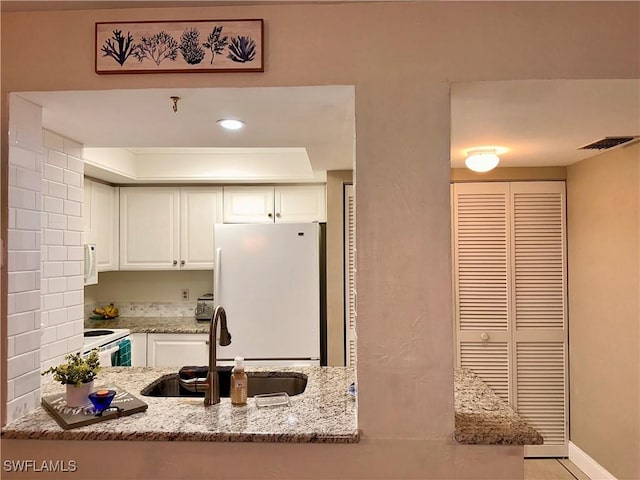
[568,441,617,480]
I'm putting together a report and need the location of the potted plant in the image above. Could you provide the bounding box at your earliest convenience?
[42,350,101,407]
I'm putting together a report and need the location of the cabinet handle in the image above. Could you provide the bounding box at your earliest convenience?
[276,213,281,218]
[173,260,178,266]
[480,332,489,342]
[268,213,273,218]
[181,260,185,265]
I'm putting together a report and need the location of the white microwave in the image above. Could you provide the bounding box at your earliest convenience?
[84,244,98,285]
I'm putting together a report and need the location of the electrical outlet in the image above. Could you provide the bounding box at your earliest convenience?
[181,289,189,301]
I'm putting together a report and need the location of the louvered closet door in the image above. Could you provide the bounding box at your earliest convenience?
[344,184,357,367]
[453,183,511,402]
[510,182,567,457]
[453,181,568,457]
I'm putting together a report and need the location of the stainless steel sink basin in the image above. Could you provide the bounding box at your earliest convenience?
[140,369,308,398]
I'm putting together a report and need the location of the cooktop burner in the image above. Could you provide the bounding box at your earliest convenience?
[83,329,115,337]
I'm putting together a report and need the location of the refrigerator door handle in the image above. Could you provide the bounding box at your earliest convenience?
[214,248,222,304]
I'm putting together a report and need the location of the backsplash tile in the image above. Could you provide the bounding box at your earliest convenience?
[6,390,39,424]
[7,351,37,379]
[14,370,42,398]
[85,302,196,318]
[7,312,37,337]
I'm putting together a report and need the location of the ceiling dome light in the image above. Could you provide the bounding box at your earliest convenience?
[465,149,500,172]
[217,119,245,130]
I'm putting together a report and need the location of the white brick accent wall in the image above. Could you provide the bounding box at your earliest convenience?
[7,95,44,422]
[40,131,85,372]
[6,94,86,423]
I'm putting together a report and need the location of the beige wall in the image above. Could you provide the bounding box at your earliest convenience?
[566,142,640,480]
[451,166,567,182]
[1,1,639,478]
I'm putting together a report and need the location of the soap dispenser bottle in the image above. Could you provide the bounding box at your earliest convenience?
[230,356,248,406]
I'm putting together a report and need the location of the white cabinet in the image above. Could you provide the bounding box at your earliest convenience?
[129,333,147,367]
[223,186,274,223]
[83,178,119,271]
[180,188,223,269]
[146,333,209,367]
[276,185,327,223]
[119,185,321,269]
[119,187,222,270]
[223,185,326,223]
[120,187,179,270]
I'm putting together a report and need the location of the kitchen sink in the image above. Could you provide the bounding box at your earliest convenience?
[140,369,308,398]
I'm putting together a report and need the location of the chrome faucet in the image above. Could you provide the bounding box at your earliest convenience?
[204,305,232,406]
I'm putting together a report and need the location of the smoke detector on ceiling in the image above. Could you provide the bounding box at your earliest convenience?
[579,136,639,150]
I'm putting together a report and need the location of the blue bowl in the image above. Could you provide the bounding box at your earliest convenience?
[88,389,116,411]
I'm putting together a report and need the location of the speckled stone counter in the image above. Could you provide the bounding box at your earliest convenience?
[85,316,209,334]
[2,355,539,446]
[454,368,543,445]
[1,366,358,443]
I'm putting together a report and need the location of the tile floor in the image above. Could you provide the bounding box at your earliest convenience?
[525,459,590,480]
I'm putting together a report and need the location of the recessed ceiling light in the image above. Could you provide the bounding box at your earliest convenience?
[217,119,245,130]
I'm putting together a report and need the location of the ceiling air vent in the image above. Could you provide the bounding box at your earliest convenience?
[579,136,639,150]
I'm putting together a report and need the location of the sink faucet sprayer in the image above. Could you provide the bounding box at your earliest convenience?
[204,305,232,406]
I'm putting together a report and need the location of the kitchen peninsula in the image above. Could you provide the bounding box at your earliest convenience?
[2,366,358,443]
[2,364,540,446]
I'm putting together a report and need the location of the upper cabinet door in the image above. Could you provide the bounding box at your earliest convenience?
[180,187,223,269]
[120,187,180,270]
[223,187,275,223]
[275,185,326,223]
[91,181,119,271]
[83,178,119,272]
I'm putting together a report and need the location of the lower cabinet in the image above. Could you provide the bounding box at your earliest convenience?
[129,333,148,367]
[146,333,209,367]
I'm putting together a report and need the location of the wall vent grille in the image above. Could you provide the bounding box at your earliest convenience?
[579,136,638,150]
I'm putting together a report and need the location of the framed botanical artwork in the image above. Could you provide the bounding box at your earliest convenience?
[95,19,263,74]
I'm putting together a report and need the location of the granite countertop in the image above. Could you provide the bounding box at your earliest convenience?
[454,368,543,445]
[2,366,541,446]
[85,316,210,334]
[4,322,540,447]
[1,366,359,443]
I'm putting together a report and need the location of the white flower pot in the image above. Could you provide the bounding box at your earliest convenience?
[66,380,94,407]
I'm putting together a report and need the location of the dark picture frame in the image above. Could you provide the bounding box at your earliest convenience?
[95,19,263,74]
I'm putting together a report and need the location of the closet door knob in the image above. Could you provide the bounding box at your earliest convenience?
[480,332,489,341]
[276,213,281,218]
[181,260,185,265]
[268,213,273,218]
[173,260,178,266]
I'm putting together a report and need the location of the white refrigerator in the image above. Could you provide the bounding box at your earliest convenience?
[213,223,323,366]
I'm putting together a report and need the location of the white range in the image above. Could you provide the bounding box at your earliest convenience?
[82,328,130,355]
